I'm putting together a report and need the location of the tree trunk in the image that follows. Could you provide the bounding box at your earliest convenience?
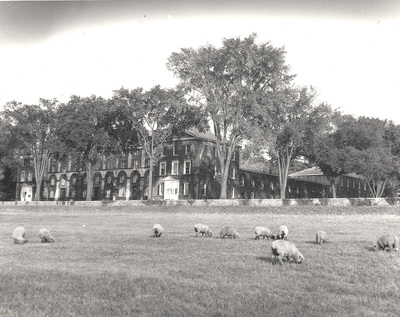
[148,155,154,200]
[86,161,92,201]
[277,149,292,200]
[33,151,50,201]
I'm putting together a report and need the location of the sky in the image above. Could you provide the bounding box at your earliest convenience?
[1,0,399,122]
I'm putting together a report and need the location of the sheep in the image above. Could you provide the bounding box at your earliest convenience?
[373,234,399,252]
[254,226,275,240]
[39,228,55,243]
[12,226,28,245]
[316,231,329,244]
[194,223,212,237]
[152,224,164,237]
[271,240,304,265]
[276,225,289,240]
[219,226,240,239]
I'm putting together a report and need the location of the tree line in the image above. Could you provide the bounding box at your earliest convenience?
[1,34,400,201]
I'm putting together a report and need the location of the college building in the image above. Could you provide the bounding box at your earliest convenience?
[15,130,370,202]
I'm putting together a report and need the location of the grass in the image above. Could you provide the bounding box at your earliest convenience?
[1,205,400,316]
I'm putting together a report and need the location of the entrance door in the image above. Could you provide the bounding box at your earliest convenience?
[20,184,33,201]
[164,180,179,200]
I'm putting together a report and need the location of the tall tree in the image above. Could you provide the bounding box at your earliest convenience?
[55,95,119,201]
[111,85,201,200]
[2,99,58,200]
[167,34,293,198]
[249,86,332,198]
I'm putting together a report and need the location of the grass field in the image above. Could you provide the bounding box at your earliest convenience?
[1,205,400,317]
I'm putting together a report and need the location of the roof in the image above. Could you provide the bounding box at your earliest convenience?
[289,167,363,180]
[184,129,216,141]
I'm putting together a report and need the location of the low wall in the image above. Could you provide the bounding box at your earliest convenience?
[0,198,397,207]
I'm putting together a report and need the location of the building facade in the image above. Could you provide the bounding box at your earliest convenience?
[15,131,369,201]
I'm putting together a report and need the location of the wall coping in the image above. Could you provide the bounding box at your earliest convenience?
[0,198,398,207]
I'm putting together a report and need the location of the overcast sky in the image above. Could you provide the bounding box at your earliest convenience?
[1,0,399,122]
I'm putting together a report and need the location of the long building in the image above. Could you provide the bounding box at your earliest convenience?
[15,130,370,201]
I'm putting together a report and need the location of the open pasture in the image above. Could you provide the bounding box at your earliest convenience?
[1,205,400,316]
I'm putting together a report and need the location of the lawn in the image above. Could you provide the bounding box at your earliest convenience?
[1,205,400,316]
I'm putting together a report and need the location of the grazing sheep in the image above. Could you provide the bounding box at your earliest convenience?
[219,226,240,239]
[152,224,164,237]
[194,223,213,237]
[12,226,28,245]
[373,234,399,252]
[39,228,55,243]
[276,225,289,240]
[254,226,275,240]
[271,240,304,265]
[316,231,329,244]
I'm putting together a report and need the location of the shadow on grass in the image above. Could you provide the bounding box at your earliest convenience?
[256,256,274,264]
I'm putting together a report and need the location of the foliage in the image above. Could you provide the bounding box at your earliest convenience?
[338,116,400,198]
[167,33,293,198]
[55,95,120,200]
[111,85,202,199]
[2,99,58,200]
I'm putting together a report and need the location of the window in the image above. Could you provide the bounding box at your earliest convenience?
[212,147,217,157]
[173,144,178,156]
[261,181,264,189]
[71,177,76,185]
[20,171,25,182]
[251,179,255,187]
[162,147,167,157]
[160,162,166,176]
[159,183,164,196]
[185,144,191,155]
[50,178,55,186]
[184,182,190,195]
[231,168,236,179]
[133,149,139,156]
[230,187,234,198]
[120,159,126,169]
[106,189,111,198]
[107,175,112,184]
[27,171,32,181]
[232,151,236,161]
[51,164,57,173]
[119,188,125,197]
[70,189,76,198]
[133,159,139,169]
[184,161,191,174]
[171,161,179,175]
[250,192,255,199]
[119,175,125,184]
[202,184,207,196]
[214,165,220,176]
[145,158,150,167]
[240,176,244,186]
[270,182,274,190]
[94,175,101,186]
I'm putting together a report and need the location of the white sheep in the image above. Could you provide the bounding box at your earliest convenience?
[39,228,55,243]
[152,224,164,237]
[316,231,329,244]
[373,234,399,252]
[12,226,28,245]
[219,226,240,239]
[194,223,213,237]
[276,225,289,240]
[254,226,275,240]
[271,240,304,265]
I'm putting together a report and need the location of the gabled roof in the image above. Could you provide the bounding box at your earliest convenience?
[183,129,216,142]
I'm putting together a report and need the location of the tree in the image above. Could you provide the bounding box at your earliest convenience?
[339,117,400,198]
[2,99,58,200]
[167,34,293,198]
[249,86,333,198]
[305,112,351,198]
[55,95,119,201]
[111,85,201,200]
